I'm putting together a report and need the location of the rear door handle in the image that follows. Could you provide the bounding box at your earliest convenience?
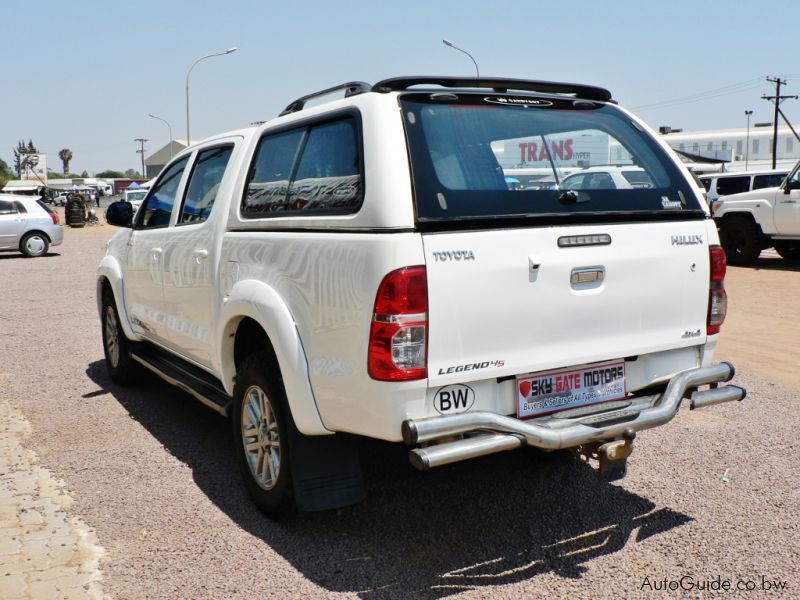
[192,249,208,260]
[571,267,604,284]
[152,247,163,261]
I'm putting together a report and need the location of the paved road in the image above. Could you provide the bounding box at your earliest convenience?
[0,225,797,598]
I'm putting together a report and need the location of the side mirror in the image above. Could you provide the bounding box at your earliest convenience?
[105,200,134,227]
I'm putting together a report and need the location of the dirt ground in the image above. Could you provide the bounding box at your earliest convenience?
[715,252,800,388]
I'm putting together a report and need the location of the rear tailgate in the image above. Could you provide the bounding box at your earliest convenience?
[424,220,709,387]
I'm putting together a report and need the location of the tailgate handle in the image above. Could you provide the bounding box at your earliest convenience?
[571,267,604,284]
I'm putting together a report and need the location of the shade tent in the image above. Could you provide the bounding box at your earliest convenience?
[1,182,40,192]
[126,181,141,189]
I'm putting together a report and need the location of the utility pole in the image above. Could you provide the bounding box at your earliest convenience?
[134,138,149,179]
[744,110,753,169]
[762,77,797,169]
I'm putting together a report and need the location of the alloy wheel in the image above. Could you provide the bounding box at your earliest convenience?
[241,385,282,491]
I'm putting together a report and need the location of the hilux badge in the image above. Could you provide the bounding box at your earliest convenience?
[671,235,703,246]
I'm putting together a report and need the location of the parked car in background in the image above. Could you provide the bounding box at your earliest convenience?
[122,189,148,213]
[713,160,800,264]
[0,194,63,257]
[53,192,70,206]
[559,166,654,190]
[700,169,789,203]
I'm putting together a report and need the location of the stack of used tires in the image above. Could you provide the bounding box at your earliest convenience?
[66,195,86,228]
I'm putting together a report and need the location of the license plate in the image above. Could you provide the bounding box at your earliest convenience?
[516,360,626,419]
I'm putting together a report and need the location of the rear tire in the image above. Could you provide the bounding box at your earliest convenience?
[232,351,295,519]
[101,288,138,384]
[20,232,49,257]
[719,218,761,265]
[773,241,800,260]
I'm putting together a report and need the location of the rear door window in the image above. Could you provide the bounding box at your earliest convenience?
[35,200,54,214]
[242,115,363,218]
[716,176,749,196]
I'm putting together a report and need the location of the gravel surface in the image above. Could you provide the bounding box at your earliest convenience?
[0,225,797,599]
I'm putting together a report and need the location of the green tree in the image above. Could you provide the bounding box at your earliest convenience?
[81,170,89,178]
[124,169,142,179]
[58,148,73,177]
[96,170,125,178]
[0,158,13,188]
[13,140,38,176]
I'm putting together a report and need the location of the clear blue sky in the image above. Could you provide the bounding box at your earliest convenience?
[1,0,798,176]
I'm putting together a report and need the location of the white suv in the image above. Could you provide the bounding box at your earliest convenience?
[98,76,744,517]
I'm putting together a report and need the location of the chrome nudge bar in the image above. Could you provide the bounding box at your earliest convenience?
[402,363,745,471]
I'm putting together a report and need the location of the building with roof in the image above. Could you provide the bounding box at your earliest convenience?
[660,123,800,172]
[144,140,196,178]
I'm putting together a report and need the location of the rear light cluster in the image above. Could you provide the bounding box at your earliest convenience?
[368,266,428,381]
[49,211,59,225]
[707,245,727,335]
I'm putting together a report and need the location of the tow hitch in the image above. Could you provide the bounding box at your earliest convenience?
[575,428,637,481]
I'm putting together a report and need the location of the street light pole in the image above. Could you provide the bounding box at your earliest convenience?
[185,47,237,144]
[745,110,753,169]
[148,114,174,159]
[442,39,479,77]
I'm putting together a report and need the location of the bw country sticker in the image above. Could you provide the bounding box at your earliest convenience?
[433,384,476,414]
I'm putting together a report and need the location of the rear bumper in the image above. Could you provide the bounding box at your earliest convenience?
[49,225,64,247]
[402,362,745,470]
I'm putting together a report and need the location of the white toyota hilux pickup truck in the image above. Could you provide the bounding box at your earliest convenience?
[98,76,745,517]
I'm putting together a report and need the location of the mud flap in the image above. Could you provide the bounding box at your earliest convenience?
[288,426,367,512]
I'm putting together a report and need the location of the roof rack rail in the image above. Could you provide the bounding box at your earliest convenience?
[280,81,372,116]
[372,76,612,102]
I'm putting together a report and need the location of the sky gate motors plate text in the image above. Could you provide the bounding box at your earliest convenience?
[517,360,626,419]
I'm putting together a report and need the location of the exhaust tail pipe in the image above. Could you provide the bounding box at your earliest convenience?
[690,385,746,410]
[410,434,524,471]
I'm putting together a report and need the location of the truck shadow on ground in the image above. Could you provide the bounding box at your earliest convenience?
[87,361,692,599]
[738,256,800,272]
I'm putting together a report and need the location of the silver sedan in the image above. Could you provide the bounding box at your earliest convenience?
[0,194,64,257]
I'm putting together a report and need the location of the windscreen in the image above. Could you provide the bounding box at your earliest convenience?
[401,93,703,223]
